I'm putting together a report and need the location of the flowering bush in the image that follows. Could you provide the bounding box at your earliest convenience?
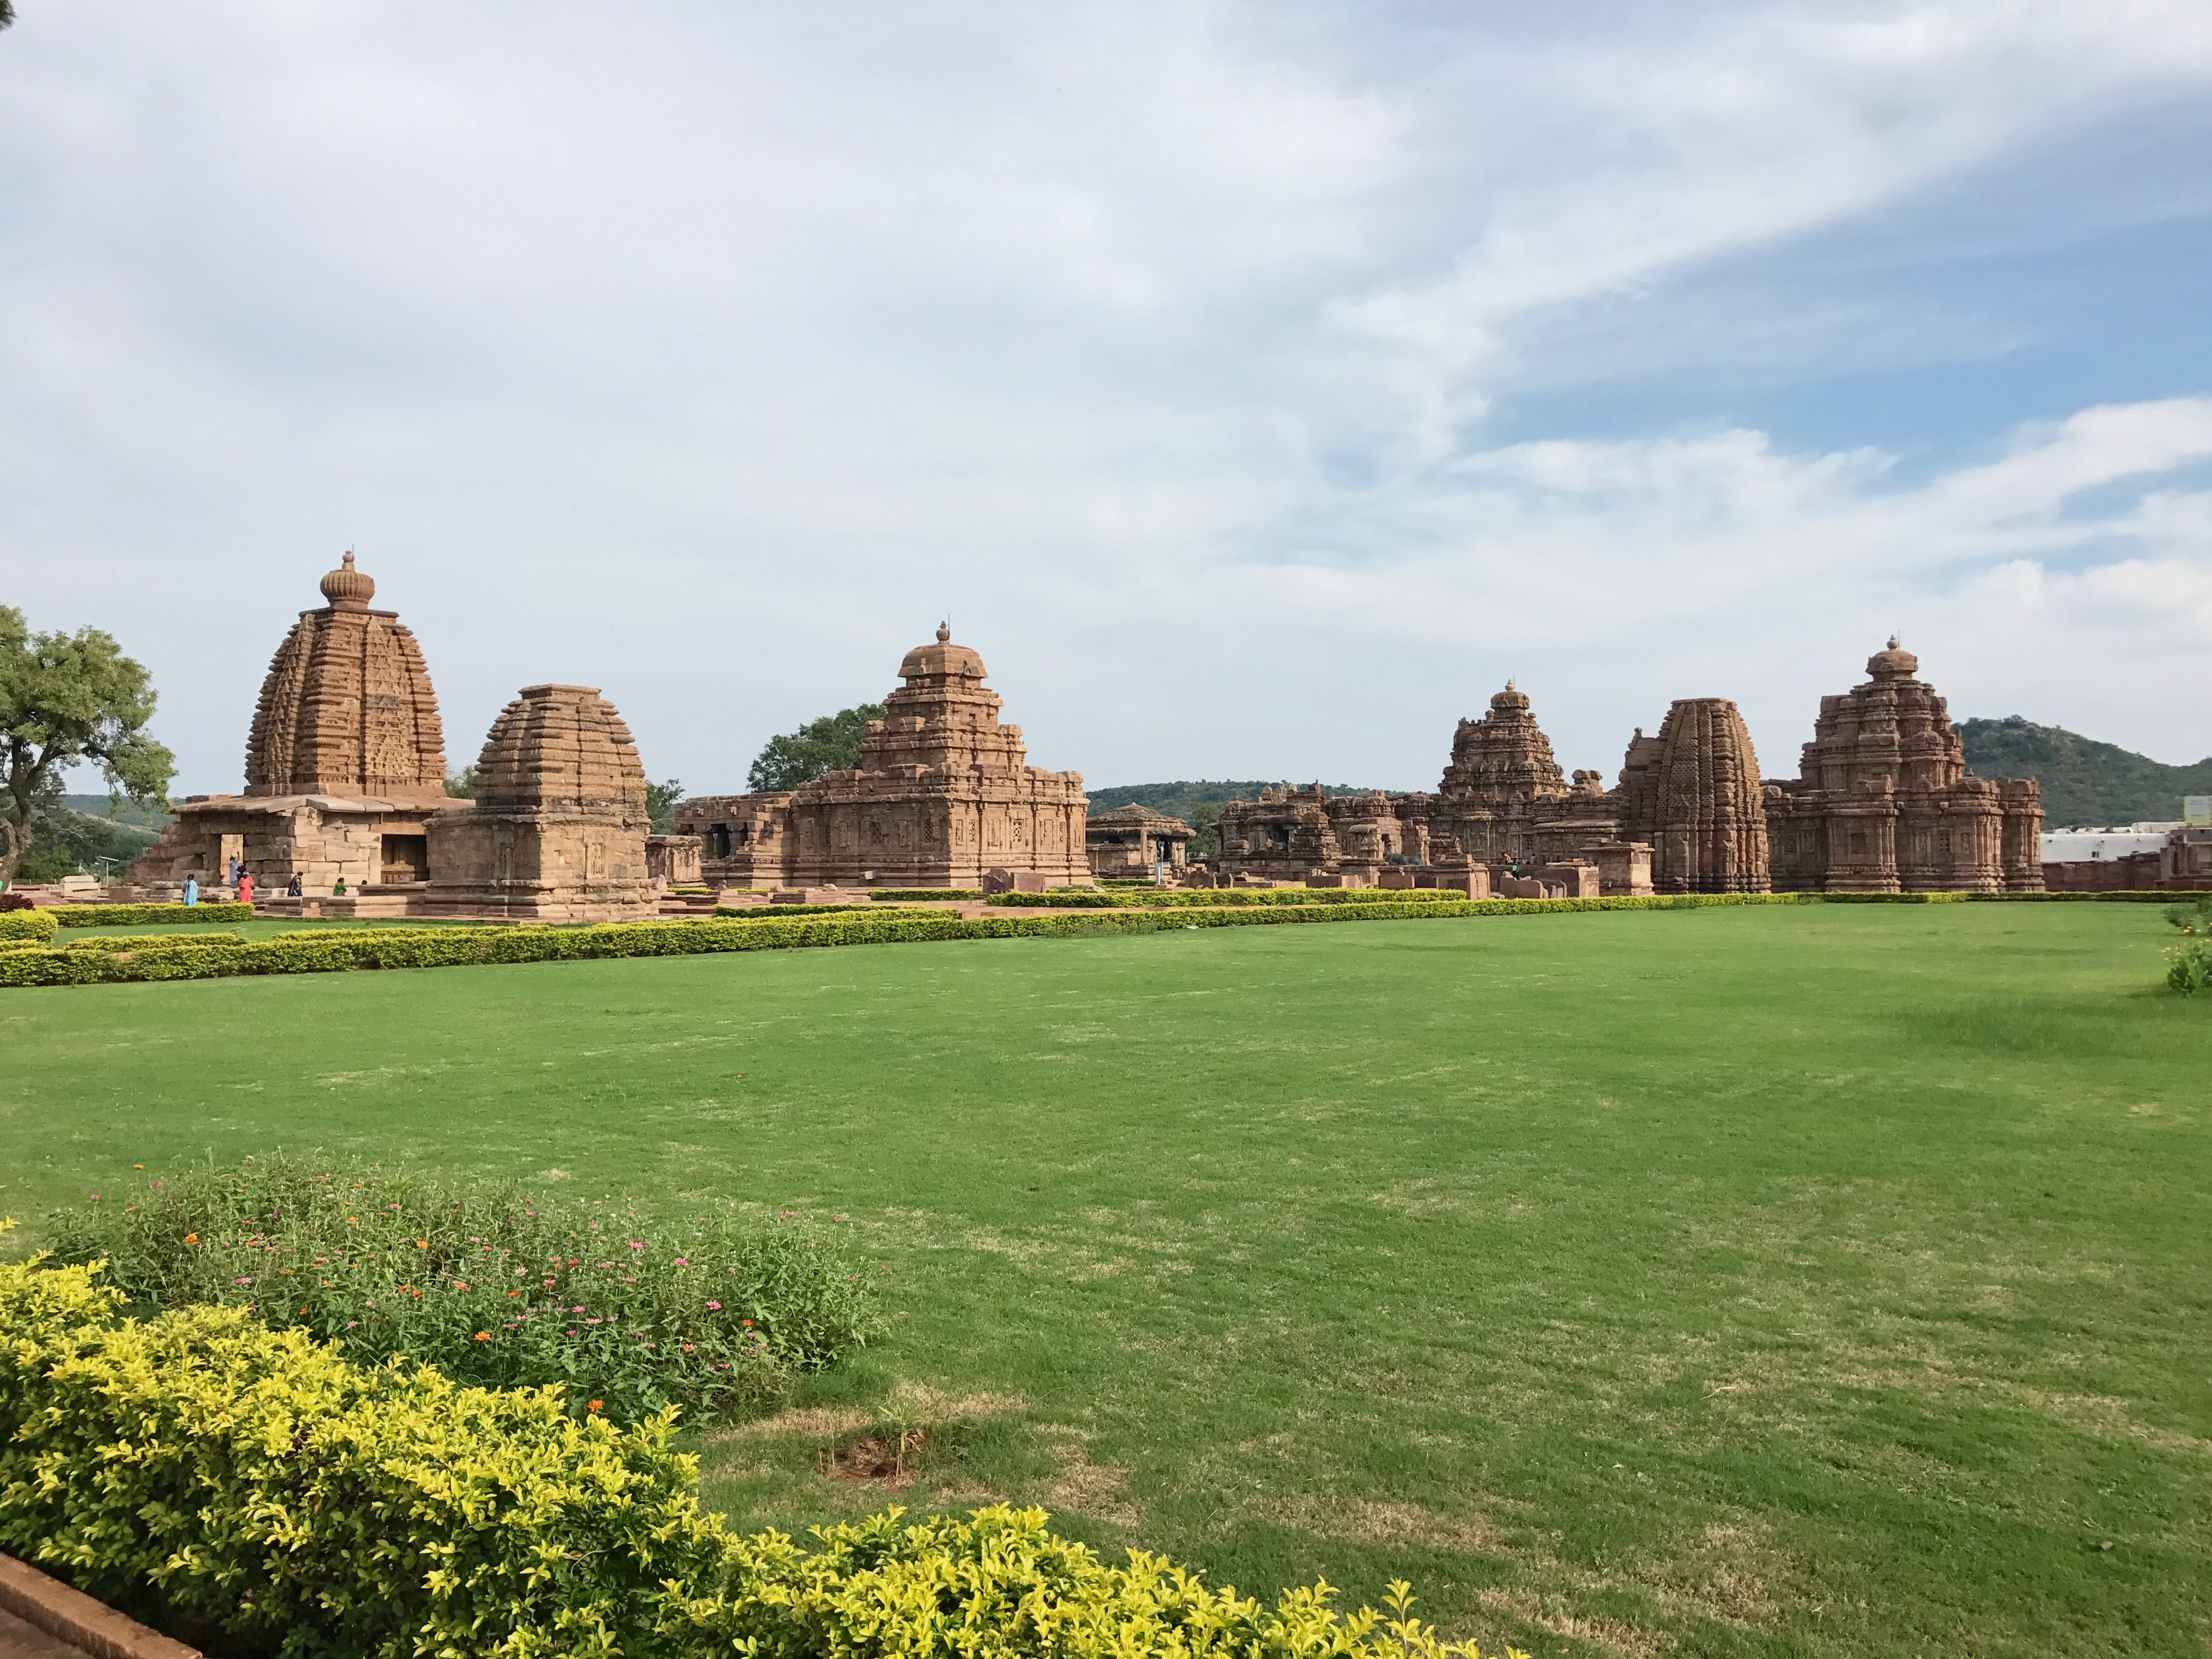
[41,1157,883,1423]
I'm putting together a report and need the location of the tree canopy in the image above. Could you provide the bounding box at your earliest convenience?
[747,704,885,792]
[1,606,175,882]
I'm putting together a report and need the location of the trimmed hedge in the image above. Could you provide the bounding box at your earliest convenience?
[0,896,1808,989]
[861,887,985,901]
[52,901,256,927]
[0,1241,1508,1659]
[0,908,59,942]
[0,889,2176,989]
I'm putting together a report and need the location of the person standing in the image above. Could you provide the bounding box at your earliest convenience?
[333,876,346,897]
[182,874,198,907]
[286,872,302,898]
[227,854,241,887]
[237,870,254,907]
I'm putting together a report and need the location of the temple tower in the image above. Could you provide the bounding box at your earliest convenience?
[1765,639,2042,893]
[1617,698,1771,893]
[425,684,655,920]
[245,552,449,805]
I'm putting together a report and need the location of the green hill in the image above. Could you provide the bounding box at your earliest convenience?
[1084,780,1386,824]
[1959,718,2212,827]
[61,793,172,828]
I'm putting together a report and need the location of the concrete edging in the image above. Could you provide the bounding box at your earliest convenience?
[0,1555,200,1659]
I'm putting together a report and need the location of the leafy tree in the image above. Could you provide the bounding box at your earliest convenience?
[444,763,479,799]
[747,704,885,793]
[1186,801,1220,861]
[1,606,175,884]
[0,3,14,31]
[644,777,684,834]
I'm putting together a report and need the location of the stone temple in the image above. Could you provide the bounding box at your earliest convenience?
[422,685,655,921]
[127,553,471,896]
[1766,638,2042,892]
[1213,641,2041,896]
[126,554,657,921]
[673,626,1091,889]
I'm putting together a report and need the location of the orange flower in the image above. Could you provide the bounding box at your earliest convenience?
[473,1331,491,1342]
[415,1239,428,1250]
[182,1234,199,1244]
[507,1290,520,1298]
[586,1400,602,1413]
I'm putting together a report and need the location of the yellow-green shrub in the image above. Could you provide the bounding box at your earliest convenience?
[53,901,255,926]
[0,1241,1522,1659]
[0,908,60,942]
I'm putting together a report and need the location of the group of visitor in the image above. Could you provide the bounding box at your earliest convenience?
[177,864,320,906]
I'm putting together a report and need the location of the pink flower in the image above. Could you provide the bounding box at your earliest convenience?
[89,1194,101,1201]
[628,1240,643,1251]
[705,1300,721,1310]
[572,1305,585,1313]
[585,1318,602,1325]
[235,1276,252,1284]
[673,1257,688,1267]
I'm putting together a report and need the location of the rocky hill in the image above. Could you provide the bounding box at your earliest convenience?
[1959,718,2212,827]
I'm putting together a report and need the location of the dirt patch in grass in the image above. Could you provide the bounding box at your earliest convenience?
[1476,1590,1662,1659]
[1040,1424,1138,1528]
[819,1426,932,1488]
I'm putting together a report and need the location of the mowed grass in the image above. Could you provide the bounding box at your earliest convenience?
[3,904,2206,1658]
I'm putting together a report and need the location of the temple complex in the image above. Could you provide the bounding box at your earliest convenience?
[423,685,656,921]
[1214,683,1659,894]
[124,553,471,896]
[1085,805,1193,880]
[1764,639,2043,892]
[673,626,1091,889]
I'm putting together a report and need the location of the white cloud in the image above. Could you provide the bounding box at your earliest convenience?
[1,1,2209,798]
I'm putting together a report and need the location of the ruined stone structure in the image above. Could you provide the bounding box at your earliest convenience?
[1085,805,1193,880]
[1213,684,1655,894]
[125,554,470,896]
[1764,640,2043,893]
[1615,699,1771,893]
[673,627,1091,890]
[423,685,656,921]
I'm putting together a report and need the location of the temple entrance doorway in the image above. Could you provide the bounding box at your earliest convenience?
[380,834,429,883]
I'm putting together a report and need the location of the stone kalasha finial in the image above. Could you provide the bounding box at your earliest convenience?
[937,622,951,643]
[320,549,376,609]
[1867,634,1918,679]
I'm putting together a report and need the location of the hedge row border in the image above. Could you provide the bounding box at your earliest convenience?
[0,888,2184,989]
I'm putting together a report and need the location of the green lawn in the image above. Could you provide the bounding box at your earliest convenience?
[3,904,2205,1658]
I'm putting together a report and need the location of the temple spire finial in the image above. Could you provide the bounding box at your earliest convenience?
[937,621,950,643]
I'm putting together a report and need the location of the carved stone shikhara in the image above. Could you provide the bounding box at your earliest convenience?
[674,626,1091,889]
[245,552,450,805]
[124,554,470,898]
[1766,639,2043,893]
[1614,698,1771,893]
[423,685,656,921]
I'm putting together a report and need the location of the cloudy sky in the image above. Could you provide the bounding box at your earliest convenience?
[5,2,2210,797]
